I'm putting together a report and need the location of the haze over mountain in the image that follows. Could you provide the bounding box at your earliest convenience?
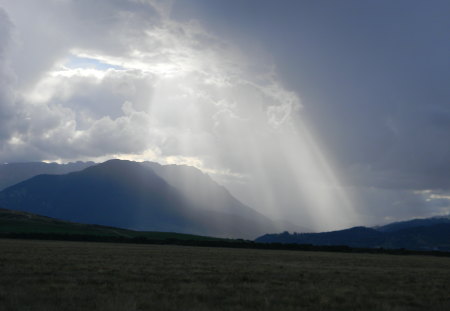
[0,161,95,191]
[0,160,287,238]
[142,162,284,225]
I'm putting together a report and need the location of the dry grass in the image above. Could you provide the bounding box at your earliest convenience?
[0,239,449,310]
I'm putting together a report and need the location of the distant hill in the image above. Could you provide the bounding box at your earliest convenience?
[0,207,223,241]
[381,224,450,251]
[0,159,280,239]
[256,219,450,251]
[0,161,95,191]
[256,227,385,249]
[375,216,450,232]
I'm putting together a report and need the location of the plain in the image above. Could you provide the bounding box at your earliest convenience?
[1,239,449,311]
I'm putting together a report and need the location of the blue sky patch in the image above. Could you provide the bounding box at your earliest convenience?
[65,56,124,71]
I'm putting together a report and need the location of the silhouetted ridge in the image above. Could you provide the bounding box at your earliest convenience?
[257,226,385,248]
[0,161,94,191]
[79,160,173,195]
[256,222,450,251]
[376,216,450,232]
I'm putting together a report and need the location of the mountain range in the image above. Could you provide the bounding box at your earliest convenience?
[1,159,449,250]
[0,159,283,238]
[255,217,450,251]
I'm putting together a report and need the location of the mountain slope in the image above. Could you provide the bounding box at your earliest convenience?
[0,160,278,238]
[0,161,94,191]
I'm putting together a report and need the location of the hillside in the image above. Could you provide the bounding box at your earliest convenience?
[0,160,279,239]
[0,207,223,241]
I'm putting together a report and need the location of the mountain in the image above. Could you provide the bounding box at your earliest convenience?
[375,216,450,232]
[0,207,224,241]
[381,224,450,251]
[255,222,450,251]
[0,161,95,191]
[256,227,386,249]
[0,159,279,238]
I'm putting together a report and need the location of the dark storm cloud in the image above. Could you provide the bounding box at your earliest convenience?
[173,0,450,191]
[170,0,450,224]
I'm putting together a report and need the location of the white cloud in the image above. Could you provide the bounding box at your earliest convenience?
[0,8,18,147]
[0,0,303,170]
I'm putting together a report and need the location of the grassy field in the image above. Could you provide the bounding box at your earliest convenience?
[0,239,449,310]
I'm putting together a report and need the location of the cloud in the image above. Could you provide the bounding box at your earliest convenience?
[0,8,17,144]
[0,0,303,165]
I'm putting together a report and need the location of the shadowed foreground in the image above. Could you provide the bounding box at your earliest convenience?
[1,239,449,310]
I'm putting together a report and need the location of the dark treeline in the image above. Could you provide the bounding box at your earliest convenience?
[1,232,450,257]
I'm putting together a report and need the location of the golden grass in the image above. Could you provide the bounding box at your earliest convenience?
[0,239,449,310]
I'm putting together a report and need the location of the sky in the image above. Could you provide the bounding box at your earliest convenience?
[0,0,449,231]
